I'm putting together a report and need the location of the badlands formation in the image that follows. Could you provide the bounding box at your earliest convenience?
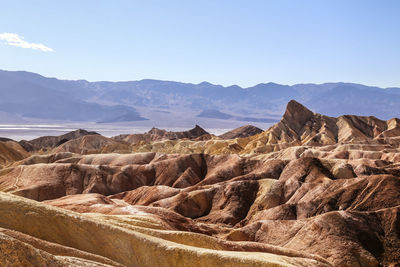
[0,100,400,266]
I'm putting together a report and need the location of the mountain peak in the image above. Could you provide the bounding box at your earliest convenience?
[188,125,208,136]
[282,100,314,133]
[284,100,313,119]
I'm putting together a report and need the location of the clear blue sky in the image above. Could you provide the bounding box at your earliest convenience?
[0,0,399,87]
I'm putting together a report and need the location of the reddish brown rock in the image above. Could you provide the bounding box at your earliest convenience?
[53,135,123,154]
[2,101,400,266]
[219,125,263,139]
[19,129,99,152]
[0,141,29,167]
[113,125,211,144]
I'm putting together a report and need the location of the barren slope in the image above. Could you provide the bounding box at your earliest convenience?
[1,100,400,266]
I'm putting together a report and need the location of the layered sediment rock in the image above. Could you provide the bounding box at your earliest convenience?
[129,100,400,155]
[19,129,99,152]
[219,125,263,139]
[1,100,400,266]
[0,141,29,168]
[53,135,127,154]
[1,151,400,265]
[0,192,328,266]
[113,125,211,144]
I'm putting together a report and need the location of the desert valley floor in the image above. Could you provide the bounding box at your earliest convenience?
[1,100,400,266]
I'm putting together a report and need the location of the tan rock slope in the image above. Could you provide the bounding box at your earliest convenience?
[129,100,400,155]
[0,192,326,266]
[219,125,263,139]
[0,141,29,168]
[113,125,211,145]
[1,100,400,266]
[19,129,99,152]
[53,134,129,154]
[241,100,400,152]
[1,150,400,265]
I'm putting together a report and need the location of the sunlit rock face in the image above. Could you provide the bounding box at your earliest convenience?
[1,100,400,266]
[125,100,400,156]
[0,141,29,168]
[219,125,263,139]
[112,125,212,145]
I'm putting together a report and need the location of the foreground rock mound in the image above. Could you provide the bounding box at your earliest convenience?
[0,192,326,266]
[2,151,400,265]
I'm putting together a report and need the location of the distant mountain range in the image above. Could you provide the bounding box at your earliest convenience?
[0,69,399,126]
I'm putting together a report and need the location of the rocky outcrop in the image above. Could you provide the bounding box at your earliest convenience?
[0,141,29,168]
[53,135,125,154]
[11,100,399,157]
[219,125,263,139]
[0,192,327,266]
[1,150,400,265]
[0,137,14,142]
[19,129,99,152]
[113,125,211,144]
[3,100,400,266]
[0,153,273,201]
[127,100,400,155]
[243,100,400,152]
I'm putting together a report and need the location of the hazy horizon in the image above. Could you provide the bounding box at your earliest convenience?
[1,0,399,88]
[1,68,400,90]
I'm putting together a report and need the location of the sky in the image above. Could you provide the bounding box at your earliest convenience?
[0,0,399,88]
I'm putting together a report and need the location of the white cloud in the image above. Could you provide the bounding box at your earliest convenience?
[0,33,54,52]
